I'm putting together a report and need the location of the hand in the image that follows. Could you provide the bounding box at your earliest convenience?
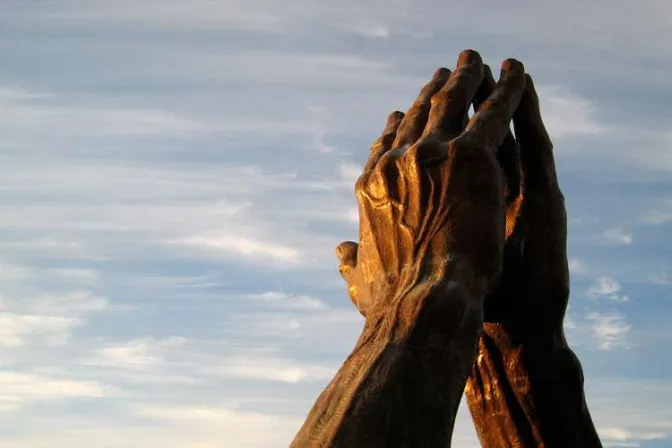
[464,68,603,447]
[291,50,527,447]
[336,51,525,325]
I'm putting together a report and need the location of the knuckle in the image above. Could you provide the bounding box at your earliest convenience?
[356,154,398,202]
[448,139,495,168]
[375,148,402,178]
[403,142,423,164]
[403,139,448,168]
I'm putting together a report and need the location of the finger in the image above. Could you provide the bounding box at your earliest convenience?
[513,73,560,192]
[463,58,526,152]
[421,49,484,140]
[392,67,451,149]
[474,65,521,201]
[335,241,369,316]
[364,111,405,173]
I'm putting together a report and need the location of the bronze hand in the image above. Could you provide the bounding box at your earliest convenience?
[465,68,603,448]
[292,50,525,447]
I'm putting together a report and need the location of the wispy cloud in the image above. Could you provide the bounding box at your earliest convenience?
[586,311,632,350]
[211,355,336,383]
[242,291,328,311]
[0,86,207,138]
[133,404,303,448]
[175,236,302,265]
[0,259,109,348]
[538,87,606,139]
[85,337,187,371]
[0,313,79,348]
[353,24,391,39]
[587,277,629,302]
[0,371,113,412]
[588,378,672,445]
[568,258,589,274]
[600,228,633,245]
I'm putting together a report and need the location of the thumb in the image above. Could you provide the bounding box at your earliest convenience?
[335,241,358,276]
[336,241,368,315]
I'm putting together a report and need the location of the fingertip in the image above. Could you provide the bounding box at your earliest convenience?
[387,110,405,124]
[384,110,405,133]
[457,49,483,68]
[500,58,525,79]
[433,67,451,80]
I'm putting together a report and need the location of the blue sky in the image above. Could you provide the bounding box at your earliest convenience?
[0,1,670,447]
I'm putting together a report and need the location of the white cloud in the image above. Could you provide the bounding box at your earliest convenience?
[538,87,606,138]
[28,291,109,316]
[599,426,666,443]
[600,228,633,245]
[587,277,629,302]
[0,371,113,412]
[41,0,285,32]
[214,356,335,383]
[83,337,338,383]
[586,311,632,350]
[0,262,100,285]
[242,291,328,311]
[339,163,362,185]
[45,268,100,282]
[128,273,221,289]
[175,236,302,265]
[0,262,34,282]
[568,258,588,274]
[0,237,106,261]
[353,24,390,39]
[85,337,187,370]
[588,277,620,296]
[227,308,363,351]
[0,423,299,448]
[0,88,207,138]
[0,313,80,348]
[133,404,303,448]
[0,291,108,348]
[0,238,111,349]
[587,378,672,445]
[0,158,357,270]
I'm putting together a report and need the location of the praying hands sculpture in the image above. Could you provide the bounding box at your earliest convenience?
[291,50,603,448]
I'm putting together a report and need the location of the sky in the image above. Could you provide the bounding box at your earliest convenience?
[0,0,671,447]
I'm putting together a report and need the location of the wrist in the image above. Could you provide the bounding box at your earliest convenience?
[364,266,487,347]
